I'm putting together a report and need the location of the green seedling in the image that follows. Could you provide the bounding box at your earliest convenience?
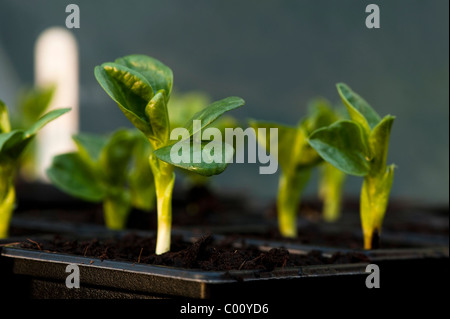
[47,129,155,230]
[95,54,245,254]
[250,98,345,238]
[0,100,70,238]
[308,83,395,249]
[10,85,56,181]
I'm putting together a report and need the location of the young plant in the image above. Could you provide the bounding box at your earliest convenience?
[250,98,345,238]
[94,54,245,254]
[0,100,70,238]
[47,129,154,230]
[308,83,395,249]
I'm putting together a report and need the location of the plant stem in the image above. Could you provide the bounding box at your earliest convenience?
[277,169,311,238]
[319,163,346,222]
[0,185,15,239]
[103,194,131,230]
[360,166,394,249]
[361,177,377,249]
[150,154,175,255]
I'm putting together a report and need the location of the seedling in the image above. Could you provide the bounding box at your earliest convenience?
[47,129,154,230]
[95,54,244,254]
[0,100,70,238]
[308,83,395,249]
[250,99,345,238]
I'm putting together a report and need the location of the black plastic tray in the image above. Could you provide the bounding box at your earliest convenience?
[1,230,448,299]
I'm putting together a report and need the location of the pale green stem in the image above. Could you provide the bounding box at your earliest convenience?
[277,169,311,238]
[150,154,175,255]
[0,185,15,239]
[360,165,394,249]
[319,164,346,222]
[103,194,131,230]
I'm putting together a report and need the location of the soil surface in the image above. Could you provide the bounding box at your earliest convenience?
[19,233,370,272]
[12,182,448,251]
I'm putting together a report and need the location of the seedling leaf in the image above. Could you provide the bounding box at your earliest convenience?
[25,108,71,137]
[0,108,70,161]
[182,97,245,138]
[47,153,106,202]
[73,133,108,163]
[153,140,234,176]
[369,115,395,175]
[115,54,173,102]
[0,131,24,154]
[15,85,55,128]
[94,63,154,137]
[308,120,371,176]
[336,83,381,132]
[145,91,170,148]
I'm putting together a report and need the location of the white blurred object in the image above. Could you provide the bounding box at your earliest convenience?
[35,27,79,181]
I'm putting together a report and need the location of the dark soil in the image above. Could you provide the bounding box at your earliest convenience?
[12,182,448,251]
[19,233,370,272]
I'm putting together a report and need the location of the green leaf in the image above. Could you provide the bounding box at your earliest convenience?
[16,85,55,128]
[0,131,24,154]
[25,108,71,138]
[46,153,106,202]
[73,133,108,163]
[336,83,381,132]
[182,97,245,138]
[294,131,323,169]
[145,91,170,149]
[302,98,339,134]
[250,100,341,177]
[1,108,67,161]
[308,120,371,176]
[284,127,321,171]
[0,100,11,133]
[115,55,173,102]
[153,139,234,176]
[1,108,71,160]
[0,130,30,165]
[94,63,154,137]
[249,119,322,174]
[369,115,395,175]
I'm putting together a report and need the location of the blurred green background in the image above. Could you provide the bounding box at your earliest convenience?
[0,0,448,206]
